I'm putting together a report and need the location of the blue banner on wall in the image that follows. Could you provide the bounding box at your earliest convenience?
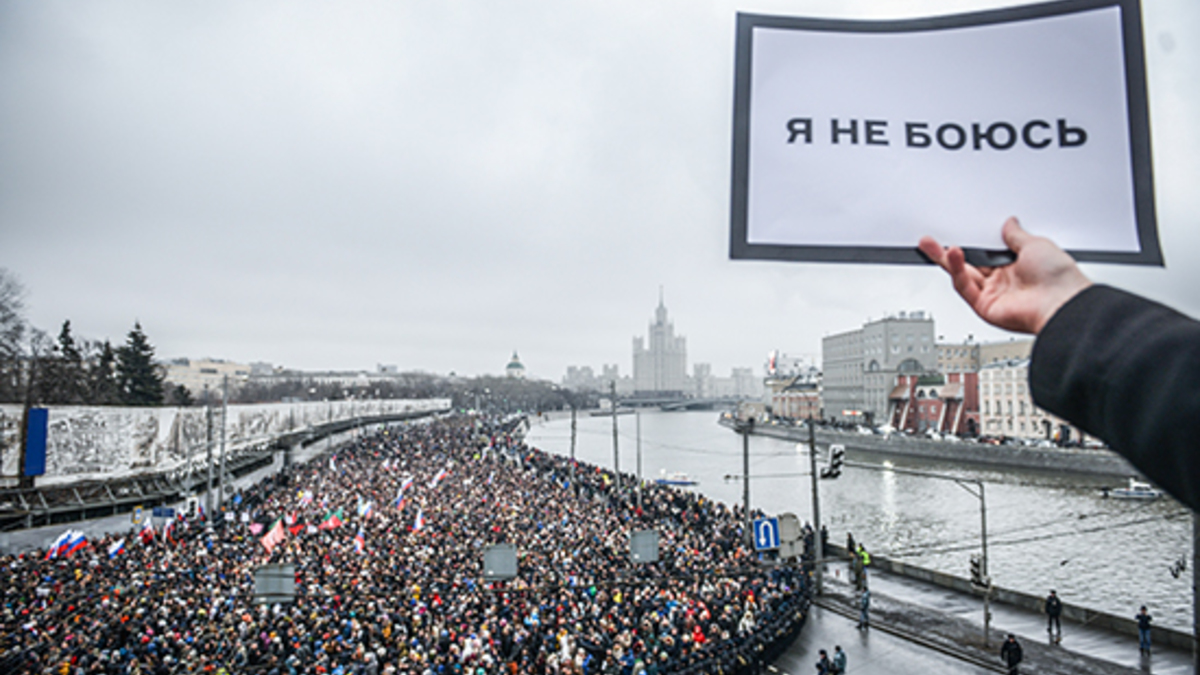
[24,407,48,477]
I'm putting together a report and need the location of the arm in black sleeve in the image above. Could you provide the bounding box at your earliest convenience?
[1030,285,1200,511]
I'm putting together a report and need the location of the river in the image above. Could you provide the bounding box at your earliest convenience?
[524,410,1193,632]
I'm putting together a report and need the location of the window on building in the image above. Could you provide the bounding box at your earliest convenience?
[1007,401,1013,415]
[984,401,989,414]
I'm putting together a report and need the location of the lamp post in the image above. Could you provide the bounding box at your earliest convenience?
[842,460,992,645]
[738,416,754,549]
[808,418,823,595]
[610,380,621,495]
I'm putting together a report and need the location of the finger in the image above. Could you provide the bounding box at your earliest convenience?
[946,246,985,307]
[917,236,950,270]
[1000,217,1034,252]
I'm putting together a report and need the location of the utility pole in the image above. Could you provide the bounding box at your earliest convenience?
[205,387,213,516]
[1193,512,1198,675]
[610,380,621,495]
[569,403,577,494]
[808,417,823,594]
[841,459,992,645]
[742,417,753,549]
[980,480,991,646]
[217,375,228,509]
[636,410,643,511]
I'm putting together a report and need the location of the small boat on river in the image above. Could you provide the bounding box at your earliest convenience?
[1101,478,1161,500]
[655,471,698,486]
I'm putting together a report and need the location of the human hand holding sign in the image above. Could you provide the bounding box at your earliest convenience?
[918,217,1092,334]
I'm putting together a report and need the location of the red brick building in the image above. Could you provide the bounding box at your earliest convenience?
[888,371,979,436]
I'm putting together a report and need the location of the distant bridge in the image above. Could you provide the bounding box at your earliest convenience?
[658,397,744,411]
[614,395,746,412]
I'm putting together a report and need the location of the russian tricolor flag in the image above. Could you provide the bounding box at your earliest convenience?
[107,539,126,559]
[64,530,88,556]
[429,468,448,489]
[353,528,366,555]
[45,530,72,560]
[140,519,155,545]
[413,508,426,532]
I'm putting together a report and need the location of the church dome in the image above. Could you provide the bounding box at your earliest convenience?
[506,351,525,378]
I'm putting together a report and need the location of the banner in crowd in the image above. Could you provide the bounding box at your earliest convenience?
[0,398,449,485]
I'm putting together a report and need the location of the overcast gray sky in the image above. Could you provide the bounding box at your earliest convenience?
[2,0,1197,380]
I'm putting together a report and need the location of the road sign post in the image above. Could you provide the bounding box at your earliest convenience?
[753,517,780,551]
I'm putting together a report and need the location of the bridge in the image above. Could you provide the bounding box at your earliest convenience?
[615,396,746,412]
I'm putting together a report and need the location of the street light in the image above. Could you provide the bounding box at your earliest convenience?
[833,457,993,646]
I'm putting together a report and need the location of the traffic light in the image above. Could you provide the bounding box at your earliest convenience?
[969,554,984,587]
[821,445,845,479]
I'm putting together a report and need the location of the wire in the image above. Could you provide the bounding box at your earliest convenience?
[887,509,1190,559]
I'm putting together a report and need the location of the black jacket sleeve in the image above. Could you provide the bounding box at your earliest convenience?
[1030,285,1200,512]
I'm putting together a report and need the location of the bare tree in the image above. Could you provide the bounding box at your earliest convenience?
[0,269,27,402]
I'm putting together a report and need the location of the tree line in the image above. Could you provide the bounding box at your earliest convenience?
[0,268,171,407]
[1,267,601,411]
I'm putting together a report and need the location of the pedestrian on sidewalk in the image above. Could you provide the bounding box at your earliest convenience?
[857,587,870,630]
[1045,590,1063,641]
[815,649,832,674]
[1000,634,1023,675]
[831,645,847,674]
[1136,605,1153,654]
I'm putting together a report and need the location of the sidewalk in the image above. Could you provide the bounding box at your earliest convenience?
[860,567,1191,674]
[768,565,1187,674]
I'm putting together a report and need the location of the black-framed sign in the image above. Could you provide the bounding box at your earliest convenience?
[729,0,1160,266]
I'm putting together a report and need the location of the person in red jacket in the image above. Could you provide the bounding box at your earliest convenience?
[919,218,1200,512]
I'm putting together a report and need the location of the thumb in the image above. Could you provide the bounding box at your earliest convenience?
[1000,217,1034,252]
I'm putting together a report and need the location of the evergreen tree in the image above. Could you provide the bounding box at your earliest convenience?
[42,320,87,404]
[116,322,164,406]
[88,340,120,405]
[166,383,194,407]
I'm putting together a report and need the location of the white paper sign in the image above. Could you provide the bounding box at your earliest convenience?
[730,0,1159,265]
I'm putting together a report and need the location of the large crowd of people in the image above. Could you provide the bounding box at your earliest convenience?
[1,415,810,674]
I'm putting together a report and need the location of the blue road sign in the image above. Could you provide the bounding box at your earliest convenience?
[753,517,780,551]
[152,507,176,519]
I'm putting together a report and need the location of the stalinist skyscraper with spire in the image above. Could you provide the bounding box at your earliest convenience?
[632,289,688,397]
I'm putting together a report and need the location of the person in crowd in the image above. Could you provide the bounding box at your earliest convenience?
[1136,605,1154,655]
[1045,589,1063,640]
[920,218,1200,513]
[831,645,846,674]
[814,648,831,674]
[857,587,870,630]
[1000,633,1023,675]
[0,415,811,674]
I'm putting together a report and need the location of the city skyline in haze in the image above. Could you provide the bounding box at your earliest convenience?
[3,0,1197,380]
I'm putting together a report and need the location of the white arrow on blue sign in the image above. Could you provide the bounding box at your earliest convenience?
[753,517,780,551]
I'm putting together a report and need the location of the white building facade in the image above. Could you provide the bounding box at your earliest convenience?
[979,358,1085,442]
[632,297,688,396]
[822,311,936,424]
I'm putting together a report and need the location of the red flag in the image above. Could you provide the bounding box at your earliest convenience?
[318,508,344,531]
[260,519,286,554]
